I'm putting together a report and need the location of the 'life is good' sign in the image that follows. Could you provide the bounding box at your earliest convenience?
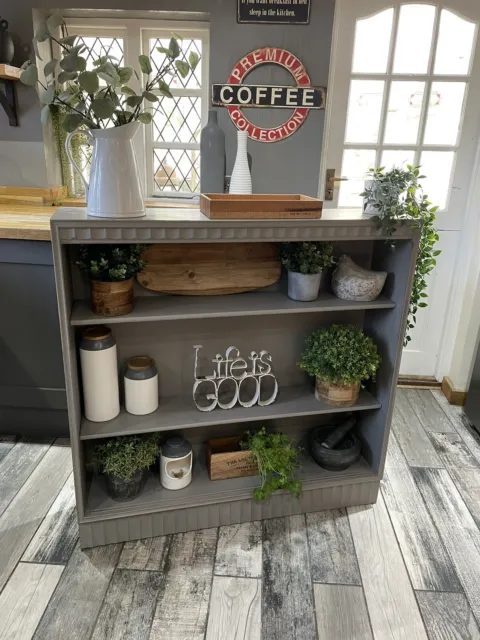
[212,47,326,143]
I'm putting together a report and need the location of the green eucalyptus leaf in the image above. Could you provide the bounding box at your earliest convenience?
[62,113,83,133]
[97,72,118,86]
[60,54,78,73]
[91,98,116,120]
[121,86,136,96]
[40,104,51,125]
[125,95,143,108]
[76,56,87,72]
[42,84,56,105]
[78,70,99,94]
[46,13,64,31]
[20,60,31,70]
[118,67,133,84]
[20,64,39,86]
[158,79,173,98]
[156,47,173,57]
[59,35,77,46]
[43,58,58,77]
[138,112,153,124]
[188,51,200,71]
[32,38,43,62]
[175,60,190,79]
[35,21,51,43]
[138,55,152,75]
[169,37,180,59]
[57,90,74,102]
[143,91,158,103]
[171,32,183,41]
[57,71,77,84]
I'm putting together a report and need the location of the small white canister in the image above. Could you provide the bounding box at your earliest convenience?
[160,437,193,490]
[124,356,159,416]
[80,326,120,422]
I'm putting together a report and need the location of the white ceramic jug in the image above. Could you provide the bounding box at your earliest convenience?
[65,121,145,218]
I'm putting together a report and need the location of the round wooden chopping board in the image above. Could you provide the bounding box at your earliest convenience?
[137,243,281,295]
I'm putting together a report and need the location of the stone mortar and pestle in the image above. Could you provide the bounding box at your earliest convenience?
[309,415,362,471]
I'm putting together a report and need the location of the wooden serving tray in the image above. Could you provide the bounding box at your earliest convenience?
[200,194,323,219]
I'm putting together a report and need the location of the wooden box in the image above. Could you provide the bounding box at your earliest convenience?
[206,437,259,481]
[200,194,323,220]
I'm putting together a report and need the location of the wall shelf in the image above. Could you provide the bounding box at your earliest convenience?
[0,65,20,127]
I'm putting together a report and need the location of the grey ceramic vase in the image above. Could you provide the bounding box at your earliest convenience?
[200,110,225,194]
[288,271,322,302]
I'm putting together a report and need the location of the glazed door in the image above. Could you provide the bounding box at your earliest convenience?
[321,0,480,376]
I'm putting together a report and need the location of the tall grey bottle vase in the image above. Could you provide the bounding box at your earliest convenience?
[200,110,226,193]
[230,129,252,195]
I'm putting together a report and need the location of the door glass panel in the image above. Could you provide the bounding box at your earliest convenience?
[384,81,425,144]
[352,9,394,73]
[381,149,416,170]
[434,10,476,75]
[339,149,376,207]
[393,5,436,74]
[424,82,466,145]
[420,151,455,209]
[345,80,385,143]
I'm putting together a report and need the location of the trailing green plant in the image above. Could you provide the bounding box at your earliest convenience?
[240,427,302,501]
[298,324,381,386]
[92,433,159,481]
[20,13,199,131]
[279,242,335,275]
[76,244,147,282]
[362,165,441,344]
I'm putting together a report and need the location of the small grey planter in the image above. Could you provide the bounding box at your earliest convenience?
[288,271,322,302]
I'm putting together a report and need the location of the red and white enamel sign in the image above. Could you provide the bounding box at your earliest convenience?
[212,47,326,143]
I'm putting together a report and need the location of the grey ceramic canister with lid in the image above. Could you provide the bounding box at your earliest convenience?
[124,356,159,416]
[200,110,226,193]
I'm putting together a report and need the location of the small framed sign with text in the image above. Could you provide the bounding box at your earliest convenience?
[238,0,311,25]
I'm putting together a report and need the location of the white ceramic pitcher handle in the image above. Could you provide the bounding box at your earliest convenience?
[65,129,93,198]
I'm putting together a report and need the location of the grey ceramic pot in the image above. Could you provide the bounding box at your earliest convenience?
[287,271,322,302]
[104,469,146,502]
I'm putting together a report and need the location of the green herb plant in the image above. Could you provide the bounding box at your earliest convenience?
[362,166,441,344]
[279,242,335,275]
[76,244,147,282]
[298,324,381,386]
[93,433,159,481]
[20,13,199,131]
[241,427,302,501]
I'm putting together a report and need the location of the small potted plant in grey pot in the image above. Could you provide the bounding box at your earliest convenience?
[280,242,335,302]
[298,324,381,407]
[93,433,159,501]
[76,244,147,317]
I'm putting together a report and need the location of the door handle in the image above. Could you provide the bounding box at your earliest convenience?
[325,169,349,201]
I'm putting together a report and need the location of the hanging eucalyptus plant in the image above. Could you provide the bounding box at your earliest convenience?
[20,13,199,132]
[362,166,441,344]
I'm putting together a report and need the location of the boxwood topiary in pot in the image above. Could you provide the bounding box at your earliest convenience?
[280,242,335,302]
[76,244,146,317]
[298,324,381,407]
[92,433,159,502]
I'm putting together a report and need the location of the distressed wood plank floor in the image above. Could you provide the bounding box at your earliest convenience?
[2,389,480,639]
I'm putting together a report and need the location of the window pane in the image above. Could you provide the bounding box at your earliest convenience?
[152,97,201,144]
[339,149,376,207]
[150,38,202,90]
[384,81,425,144]
[352,9,394,73]
[345,80,385,143]
[393,5,435,74]
[154,149,200,193]
[420,151,455,209]
[435,10,476,75]
[424,82,466,145]
[77,36,124,70]
[381,150,416,170]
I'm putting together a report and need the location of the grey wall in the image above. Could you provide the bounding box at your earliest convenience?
[0,0,334,195]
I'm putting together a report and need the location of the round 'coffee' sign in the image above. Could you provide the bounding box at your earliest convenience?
[212,47,326,143]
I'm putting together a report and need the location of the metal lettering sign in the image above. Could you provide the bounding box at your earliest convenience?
[238,0,311,25]
[212,47,326,143]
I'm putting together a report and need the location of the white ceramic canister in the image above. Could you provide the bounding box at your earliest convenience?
[124,356,159,416]
[160,437,193,490]
[80,326,120,422]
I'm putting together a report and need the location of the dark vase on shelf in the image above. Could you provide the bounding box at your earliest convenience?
[200,110,225,194]
[0,19,14,64]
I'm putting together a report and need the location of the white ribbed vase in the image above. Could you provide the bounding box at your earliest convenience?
[229,130,252,195]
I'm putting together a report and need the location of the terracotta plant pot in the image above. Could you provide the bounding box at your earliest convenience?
[315,378,360,408]
[91,278,134,317]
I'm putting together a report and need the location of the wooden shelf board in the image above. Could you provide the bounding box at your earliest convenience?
[71,291,395,326]
[0,65,21,80]
[80,386,381,440]
[83,451,376,522]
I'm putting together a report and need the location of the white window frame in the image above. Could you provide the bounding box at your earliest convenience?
[65,18,210,201]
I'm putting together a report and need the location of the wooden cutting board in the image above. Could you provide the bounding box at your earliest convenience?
[137,243,281,295]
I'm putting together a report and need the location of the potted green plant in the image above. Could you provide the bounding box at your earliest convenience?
[240,427,302,501]
[279,242,335,302]
[20,14,199,218]
[76,244,146,317]
[362,166,441,344]
[298,324,381,407]
[92,433,159,502]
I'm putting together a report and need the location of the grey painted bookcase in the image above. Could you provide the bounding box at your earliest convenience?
[50,207,419,548]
